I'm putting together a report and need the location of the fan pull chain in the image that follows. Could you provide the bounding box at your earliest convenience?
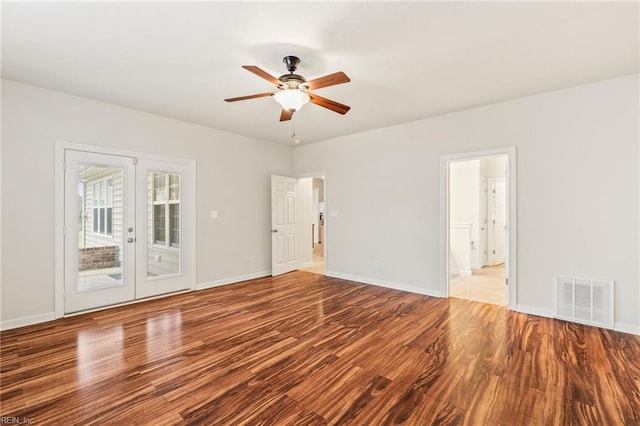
[291,114,300,144]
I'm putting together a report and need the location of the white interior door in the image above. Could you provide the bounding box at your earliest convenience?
[271,175,298,276]
[488,178,507,265]
[64,150,136,313]
[479,177,488,267]
[136,159,194,299]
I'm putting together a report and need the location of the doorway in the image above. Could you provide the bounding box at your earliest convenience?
[56,143,195,315]
[441,148,516,307]
[297,175,326,275]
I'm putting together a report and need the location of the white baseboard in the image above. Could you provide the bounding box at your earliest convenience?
[1,312,56,331]
[3,272,272,331]
[325,270,444,298]
[450,268,472,276]
[614,322,640,336]
[298,261,313,269]
[196,270,271,291]
[514,305,639,336]
[513,304,555,319]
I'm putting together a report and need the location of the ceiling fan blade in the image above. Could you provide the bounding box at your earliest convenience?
[224,92,273,102]
[280,109,293,122]
[304,71,351,91]
[242,65,282,87]
[309,93,351,115]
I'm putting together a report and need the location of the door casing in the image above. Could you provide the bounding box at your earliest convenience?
[296,171,327,274]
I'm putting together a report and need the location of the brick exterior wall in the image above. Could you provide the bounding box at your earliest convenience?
[78,246,120,271]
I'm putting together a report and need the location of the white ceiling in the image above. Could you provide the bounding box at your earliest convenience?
[2,1,638,145]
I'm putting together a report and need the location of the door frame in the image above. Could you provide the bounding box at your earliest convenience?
[440,147,517,308]
[54,140,196,318]
[296,171,327,273]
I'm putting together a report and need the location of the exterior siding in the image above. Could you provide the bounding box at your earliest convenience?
[81,169,124,268]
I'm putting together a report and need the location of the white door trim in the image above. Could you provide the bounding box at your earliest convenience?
[54,140,196,319]
[440,147,517,308]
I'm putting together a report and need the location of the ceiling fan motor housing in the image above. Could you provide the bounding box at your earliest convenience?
[279,56,307,89]
[278,73,307,89]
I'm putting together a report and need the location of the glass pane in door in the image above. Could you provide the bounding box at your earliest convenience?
[77,164,125,291]
[147,171,181,278]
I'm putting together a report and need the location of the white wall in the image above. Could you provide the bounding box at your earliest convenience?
[1,80,294,327]
[483,156,507,179]
[449,160,480,272]
[450,160,480,228]
[2,75,638,334]
[294,74,639,333]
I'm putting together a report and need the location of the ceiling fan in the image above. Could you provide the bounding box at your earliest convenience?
[224,56,351,122]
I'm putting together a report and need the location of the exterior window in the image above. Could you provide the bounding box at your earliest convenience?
[152,172,180,248]
[92,178,113,236]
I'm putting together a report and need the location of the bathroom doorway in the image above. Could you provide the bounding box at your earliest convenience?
[441,148,516,307]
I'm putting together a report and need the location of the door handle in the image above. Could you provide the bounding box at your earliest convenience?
[127,237,136,243]
[272,229,278,233]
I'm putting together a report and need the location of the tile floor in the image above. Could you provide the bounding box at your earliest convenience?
[450,265,506,306]
[299,243,324,275]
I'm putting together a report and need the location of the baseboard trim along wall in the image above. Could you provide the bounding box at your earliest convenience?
[2,272,273,331]
[514,304,640,336]
[325,270,444,298]
[614,322,640,336]
[4,274,638,337]
[1,312,56,331]
[513,304,555,319]
[196,270,272,291]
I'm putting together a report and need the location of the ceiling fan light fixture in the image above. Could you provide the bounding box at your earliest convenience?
[273,89,310,112]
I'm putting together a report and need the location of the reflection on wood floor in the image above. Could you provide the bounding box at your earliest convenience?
[450,264,506,306]
[2,271,639,424]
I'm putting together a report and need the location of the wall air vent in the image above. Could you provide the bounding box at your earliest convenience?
[555,275,614,328]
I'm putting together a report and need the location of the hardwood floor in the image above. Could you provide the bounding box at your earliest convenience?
[2,271,639,425]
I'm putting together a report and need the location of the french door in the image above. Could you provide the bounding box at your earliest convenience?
[64,150,192,314]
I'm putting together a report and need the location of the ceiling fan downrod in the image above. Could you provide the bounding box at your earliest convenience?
[283,56,301,73]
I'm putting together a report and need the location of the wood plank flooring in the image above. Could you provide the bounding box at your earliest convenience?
[2,271,639,425]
